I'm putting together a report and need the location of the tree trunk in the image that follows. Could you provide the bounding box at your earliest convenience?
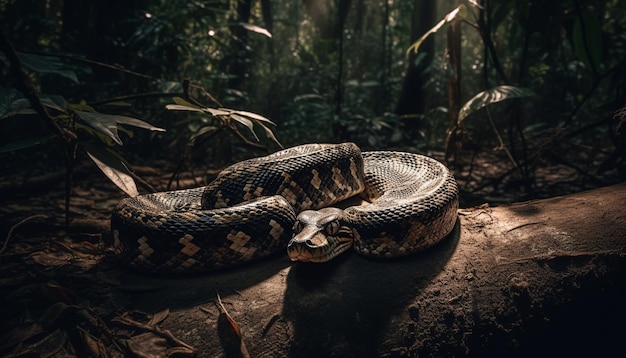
[123,183,626,357]
[395,0,437,118]
[224,0,253,92]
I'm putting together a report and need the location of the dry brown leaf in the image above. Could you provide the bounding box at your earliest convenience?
[147,309,170,327]
[0,322,44,352]
[41,302,70,330]
[40,282,80,305]
[30,250,71,268]
[216,292,250,358]
[112,313,195,355]
[125,332,194,358]
[81,330,109,358]
[7,329,67,357]
[125,334,160,358]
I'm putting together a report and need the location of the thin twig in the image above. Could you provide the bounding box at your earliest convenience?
[189,82,223,108]
[505,222,544,233]
[167,128,222,190]
[0,214,46,256]
[90,92,184,107]
[19,50,156,81]
[486,108,518,170]
[112,315,196,351]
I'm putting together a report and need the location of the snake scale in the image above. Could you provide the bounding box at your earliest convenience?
[111,143,459,273]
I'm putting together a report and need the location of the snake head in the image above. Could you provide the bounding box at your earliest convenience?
[287,207,353,263]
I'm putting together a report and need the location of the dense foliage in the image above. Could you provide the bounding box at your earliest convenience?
[1,0,625,201]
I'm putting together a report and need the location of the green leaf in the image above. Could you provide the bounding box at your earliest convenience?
[206,108,231,116]
[84,144,138,197]
[231,114,260,141]
[0,88,29,118]
[166,104,205,112]
[40,95,67,113]
[100,101,133,108]
[75,122,116,146]
[74,110,165,146]
[572,8,602,71]
[17,53,79,83]
[239,23,272,38]
[258,122,283,148]
[230,110,276,126]
[0,135,56,153]
[406,5,461,57]
[0,88,67,119]
[172,97,202,109]
[458,85,535,124]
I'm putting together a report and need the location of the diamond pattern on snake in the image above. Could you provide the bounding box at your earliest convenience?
[111,142,458,273]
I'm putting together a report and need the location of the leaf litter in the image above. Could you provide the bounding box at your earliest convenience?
[0,165,198,357]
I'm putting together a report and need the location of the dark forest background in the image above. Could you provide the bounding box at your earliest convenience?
[0,2,625,356]
[1,0,625,203]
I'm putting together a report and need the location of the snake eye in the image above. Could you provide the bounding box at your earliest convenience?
[325,220,340,236]
[293,220,302,233]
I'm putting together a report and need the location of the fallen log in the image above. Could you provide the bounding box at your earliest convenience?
[122,183,626,357]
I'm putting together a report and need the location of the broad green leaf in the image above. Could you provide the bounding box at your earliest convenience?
[230,110,276,125]
[69,101,95,112]
[258,122,283,148]
[74,110,165,146]
[231,114,260,141]
[0,88,29,118]
[572,9,602,71]
[75,122,116,146]
[17,53,79,83]
[239,23,272,38]
[101,101,132,108]
[166,104,205,112]
[0,135,56,153]
[0,89,67,119]
[458,85,535,124]
[84,144,138,197]
[40,95,67,112]
[206,108,231,116]
[172,96,202,109]
[406,5,461,57]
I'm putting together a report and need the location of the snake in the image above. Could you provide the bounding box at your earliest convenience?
[111,143,459,273]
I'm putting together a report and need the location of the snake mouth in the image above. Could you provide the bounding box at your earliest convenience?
[287,240,352,263]
[287,231,353,263]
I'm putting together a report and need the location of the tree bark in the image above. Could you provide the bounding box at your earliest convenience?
[123,183,626,356]
[395,0,437,118]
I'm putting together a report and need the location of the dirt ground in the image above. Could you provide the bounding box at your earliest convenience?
[0,156,625,357]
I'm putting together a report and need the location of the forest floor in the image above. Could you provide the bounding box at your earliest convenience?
[0,148,624,357]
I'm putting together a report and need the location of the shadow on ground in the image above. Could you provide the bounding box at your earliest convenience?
[282,219,461,357]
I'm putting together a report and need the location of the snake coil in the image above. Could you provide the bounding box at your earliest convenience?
[111,143,458,273]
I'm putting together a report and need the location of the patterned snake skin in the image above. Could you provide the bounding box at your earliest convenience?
[111,143,458,273]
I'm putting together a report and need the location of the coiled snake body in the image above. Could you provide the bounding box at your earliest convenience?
[111,143,458,273]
